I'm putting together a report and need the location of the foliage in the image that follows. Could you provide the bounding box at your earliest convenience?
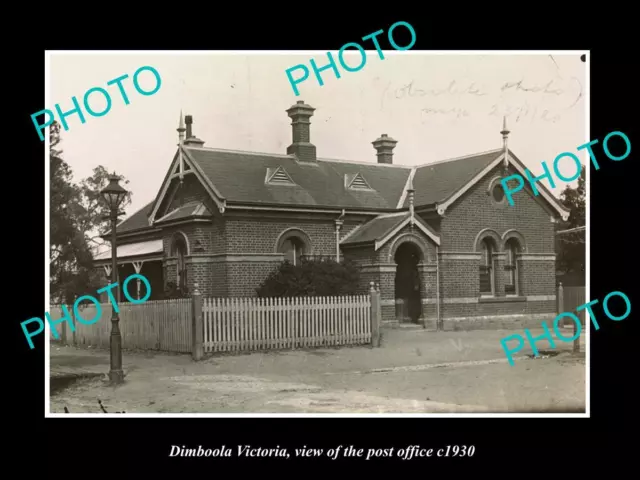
[556,169,585,275]
[78,165,132,251]
[164,282,191,299]
[256,257,360,297]
[49,121,132,304]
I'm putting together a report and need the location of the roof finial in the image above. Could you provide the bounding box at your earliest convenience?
[407,176,415,223]
[500,116,510,168]
[177,110,186,142]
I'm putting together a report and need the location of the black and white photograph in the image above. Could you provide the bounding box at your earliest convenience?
[45,51,587,415]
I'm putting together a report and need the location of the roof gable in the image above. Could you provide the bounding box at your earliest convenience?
[341,212,440,248]
[505,151,570,220]
[405,148,570,220]
[405,149,503,208]
[148,146,226,225]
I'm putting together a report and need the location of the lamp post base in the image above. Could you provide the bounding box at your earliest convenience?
[109,369,125,385]
[109,315,124,385]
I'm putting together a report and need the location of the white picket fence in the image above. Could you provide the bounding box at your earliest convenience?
[202,295,372,353]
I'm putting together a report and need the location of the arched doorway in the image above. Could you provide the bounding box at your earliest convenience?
[394,242,422,323]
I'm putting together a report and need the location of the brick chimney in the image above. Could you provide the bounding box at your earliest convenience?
[372,134,398,164]
[183,115,205,147]
[286,101,316,162]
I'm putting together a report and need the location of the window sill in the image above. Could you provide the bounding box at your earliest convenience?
[478,296,527,304]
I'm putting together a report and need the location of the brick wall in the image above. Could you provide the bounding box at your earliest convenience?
[226,261,281,296]
[432,163,558,327]
[439,164,555,253]
[225,216,336,255]
[162,223,220,258]
[520,260,556,296]
[342,245,378,294]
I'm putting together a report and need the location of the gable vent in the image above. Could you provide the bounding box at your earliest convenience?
[266,166,295,185]
[345,172,373,190]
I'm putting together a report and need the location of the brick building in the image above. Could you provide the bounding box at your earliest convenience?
[93,101,570,330]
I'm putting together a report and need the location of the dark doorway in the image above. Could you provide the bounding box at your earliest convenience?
[394,242,422,323]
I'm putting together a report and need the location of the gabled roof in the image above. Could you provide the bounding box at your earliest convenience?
[111,140,569,240]
[185,146,410,210]
[401,148,570,220]
[403,149,503,208]
[342,212,440,248]
[341,213,407,246]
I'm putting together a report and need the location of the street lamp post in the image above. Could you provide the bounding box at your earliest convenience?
[100,173,128,385]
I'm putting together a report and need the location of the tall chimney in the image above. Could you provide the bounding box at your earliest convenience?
[185,115,193,138]
[286,100,316,162]
[372,134,398,164]
[183,115,205,147]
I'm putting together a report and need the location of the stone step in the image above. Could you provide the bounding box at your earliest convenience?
[382,322,424,330]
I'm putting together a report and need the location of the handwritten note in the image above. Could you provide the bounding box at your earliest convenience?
[380,75,583,124]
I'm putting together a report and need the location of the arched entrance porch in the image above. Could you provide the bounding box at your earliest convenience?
[394,242,423,323]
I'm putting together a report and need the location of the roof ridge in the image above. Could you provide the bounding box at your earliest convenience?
[318,157,411,169]
[185,145,294,159]
[415,148,503,169]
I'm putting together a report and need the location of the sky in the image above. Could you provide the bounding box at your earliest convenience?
[48,52,587,220]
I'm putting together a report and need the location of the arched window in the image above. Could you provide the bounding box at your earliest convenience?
[171,234,188,290]
[505,238,521,295]
[479,238,497,296]
[279,236,305,266]
[276,229,311,267]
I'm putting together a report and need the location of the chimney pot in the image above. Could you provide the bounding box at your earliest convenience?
[182,115,205,147]
[185,115,193,138]
[372,134,398,164]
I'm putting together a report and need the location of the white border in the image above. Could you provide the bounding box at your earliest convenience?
[45,50,589,418]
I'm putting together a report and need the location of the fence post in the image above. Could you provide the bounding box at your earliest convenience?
[370,282,381,347]
[191,283,204,361]
[71,306,77,345]
[60,315,67,345]
[557,282,564,315]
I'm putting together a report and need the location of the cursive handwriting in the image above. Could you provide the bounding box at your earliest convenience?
[395,80,488,99]
[420,101,562,124]
[388,75,583,115]
[499,78,565,95]
[421,106,470,119]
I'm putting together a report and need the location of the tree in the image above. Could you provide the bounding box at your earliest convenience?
[556,168,585,275]
[50,121,91,303]
[256,257,360,297]
[49,122,132,304]
[77,165,132,252]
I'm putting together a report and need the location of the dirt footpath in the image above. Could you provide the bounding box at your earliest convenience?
[50,328,586,414]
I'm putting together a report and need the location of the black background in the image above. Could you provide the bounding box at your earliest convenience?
[11,11,635,474]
